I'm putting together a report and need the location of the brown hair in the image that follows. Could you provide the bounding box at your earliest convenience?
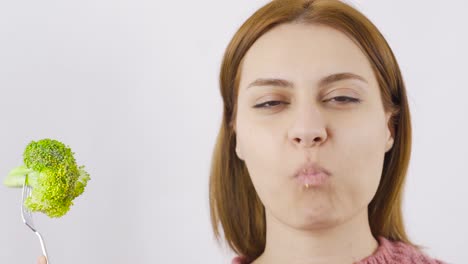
[209,0,413,260]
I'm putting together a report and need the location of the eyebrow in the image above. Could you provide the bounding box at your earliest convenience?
[246,72,368,90]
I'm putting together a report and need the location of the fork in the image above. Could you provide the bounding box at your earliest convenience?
[22,176,50,263]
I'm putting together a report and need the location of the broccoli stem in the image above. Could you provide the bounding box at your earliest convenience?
[3,165,32,187]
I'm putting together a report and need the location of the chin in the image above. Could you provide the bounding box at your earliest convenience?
[293,205,343,230]
[299,217,341,230]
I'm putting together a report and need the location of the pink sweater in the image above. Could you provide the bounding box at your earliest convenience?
[232,236,445,264]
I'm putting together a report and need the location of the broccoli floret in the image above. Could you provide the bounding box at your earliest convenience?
[3,139,90,218]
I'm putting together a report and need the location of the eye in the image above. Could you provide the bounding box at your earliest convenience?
[326,96,361,104]
[253,96,360,109]
[253,100,289,109]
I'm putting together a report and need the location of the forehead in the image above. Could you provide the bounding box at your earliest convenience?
[240,23,375,88]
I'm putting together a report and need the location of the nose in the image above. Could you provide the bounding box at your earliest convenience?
[288,106,328,148]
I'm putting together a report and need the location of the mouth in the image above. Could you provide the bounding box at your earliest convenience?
[294,161,331,188]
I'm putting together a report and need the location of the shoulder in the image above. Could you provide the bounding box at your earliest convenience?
[357,236,447,264]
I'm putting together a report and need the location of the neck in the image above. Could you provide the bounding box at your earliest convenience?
[253,209,378,264]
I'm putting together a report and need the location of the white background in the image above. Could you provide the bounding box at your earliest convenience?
[0,0,466,263]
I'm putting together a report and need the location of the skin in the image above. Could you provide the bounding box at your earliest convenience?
[37,256,47,264]
[234,23,394,264]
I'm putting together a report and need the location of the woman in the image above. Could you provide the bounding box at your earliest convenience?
[209,0,445,263]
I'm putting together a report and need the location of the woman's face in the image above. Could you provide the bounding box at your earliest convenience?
[234,23,394,230]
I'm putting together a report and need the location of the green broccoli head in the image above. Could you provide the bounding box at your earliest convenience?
[3,139,90,218]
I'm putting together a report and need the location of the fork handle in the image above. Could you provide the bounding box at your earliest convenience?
[35,231,50,263]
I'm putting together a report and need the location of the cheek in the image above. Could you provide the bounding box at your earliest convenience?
[236,118,283,199]
[333,114,388,202]
[236,106,282,164]
[237,125,278,172]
